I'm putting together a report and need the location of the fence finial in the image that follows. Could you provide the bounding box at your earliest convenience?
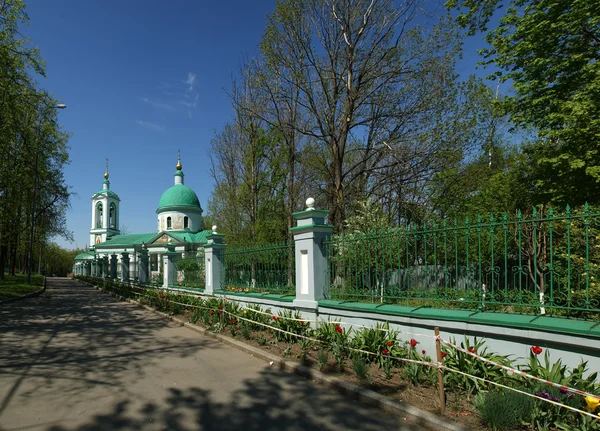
[306,197,315,211]
[212,225,218,234]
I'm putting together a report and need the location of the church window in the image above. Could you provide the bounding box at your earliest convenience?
[184,217,189,228]
[167,217,172,230]
[96,203,103,228]
[109,203,116,229]
[150,254,158,271]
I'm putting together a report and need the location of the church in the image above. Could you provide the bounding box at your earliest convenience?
[73,155,210,282]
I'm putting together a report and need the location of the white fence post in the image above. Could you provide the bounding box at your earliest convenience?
[204,225,226,295]
[291,198,334,311]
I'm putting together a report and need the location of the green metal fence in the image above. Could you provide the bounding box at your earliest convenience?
[324,204,600,318]
[174,256,205,289]
[223,241,295,295]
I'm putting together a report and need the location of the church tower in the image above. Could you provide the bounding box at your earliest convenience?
[90,159,121,246]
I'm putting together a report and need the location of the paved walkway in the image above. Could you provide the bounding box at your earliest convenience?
[0,278,428,431]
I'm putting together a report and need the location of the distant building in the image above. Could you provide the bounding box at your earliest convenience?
[73,155,210,280]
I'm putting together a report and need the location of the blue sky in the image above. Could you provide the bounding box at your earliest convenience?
[24,0,493,250]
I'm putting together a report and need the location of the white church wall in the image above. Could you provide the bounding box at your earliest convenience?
[157,210,202,233]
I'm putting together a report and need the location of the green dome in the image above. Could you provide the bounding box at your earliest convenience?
[157,184,201,212]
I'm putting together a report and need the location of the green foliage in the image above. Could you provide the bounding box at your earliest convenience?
[350,322,401,366]
[256,334,267,346]
[475,388,534,430]
[241,323,251,340]
[243,304,272,330]
[380,357,394,380]
[315,320,351,345]
[223,242,295,294]
[521,348,600,430]
[0,1,71,278]
[442,337,515,394]
[345,200,391,233]
[270,309,311,342]
[351,356,371,384]
[402,347,436,386]
[298,338,313,352]
[0,273,44,299]
[282,344,292,357]
[447,0,600,206]
[176,257,205,288]
[316,349,329,371]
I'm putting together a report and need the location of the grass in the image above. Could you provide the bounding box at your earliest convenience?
[0,273,44,300]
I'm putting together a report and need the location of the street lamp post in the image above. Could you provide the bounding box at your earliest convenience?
[26,103,67,284]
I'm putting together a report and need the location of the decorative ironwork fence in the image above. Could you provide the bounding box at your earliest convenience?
[174,256,205,289]
[324,205,600,318]
[223,241,295,295]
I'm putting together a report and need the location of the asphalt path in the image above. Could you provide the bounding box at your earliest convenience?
[0,277,429,431]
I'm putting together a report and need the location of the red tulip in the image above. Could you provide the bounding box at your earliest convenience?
[441,352,447,359]
[467,347,476,354]
[422,350,426,355]
[410,339,418,347]
[335,325,343,333]
[386,341,393,347]
[382,349,389,355]
[531,346,543,355]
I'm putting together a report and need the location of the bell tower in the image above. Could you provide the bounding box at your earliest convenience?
[90,159,121,246]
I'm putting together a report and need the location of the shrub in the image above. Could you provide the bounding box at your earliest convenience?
[315,320,351,345]
[519,348,600,429]
[244,304,272,330]
[241,323,251,340]
[350,322,400,366]
[475,389,533,430]
[271,309,312,342]
[351,356,371,384]
[442,337,515,394]
[317,349,329,370]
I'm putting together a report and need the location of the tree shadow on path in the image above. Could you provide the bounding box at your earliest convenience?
[48,366,429,431]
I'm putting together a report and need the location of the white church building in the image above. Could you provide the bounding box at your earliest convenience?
[73,155,210,283]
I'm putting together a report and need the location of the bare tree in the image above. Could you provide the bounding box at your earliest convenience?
[260,0,468,231]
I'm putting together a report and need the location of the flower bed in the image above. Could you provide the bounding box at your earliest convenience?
[79,276,600,431]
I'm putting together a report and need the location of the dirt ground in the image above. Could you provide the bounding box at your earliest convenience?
[176,307,489,431]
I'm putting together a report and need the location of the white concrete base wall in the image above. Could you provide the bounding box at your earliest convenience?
[206,294,600,376]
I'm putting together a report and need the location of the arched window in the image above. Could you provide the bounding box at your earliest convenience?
[96,203,103,228]
[184,216,189,229]
[166,217,172,230]
[109,203,116,229]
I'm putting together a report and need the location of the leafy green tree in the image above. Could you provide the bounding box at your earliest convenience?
[447,0,600,205]
[0,1,71,278]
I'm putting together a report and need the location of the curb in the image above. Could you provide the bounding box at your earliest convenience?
[89,282,471,431]
[0,277,47,305]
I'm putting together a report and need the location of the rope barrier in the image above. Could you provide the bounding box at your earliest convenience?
[438,337,600,401]
[98,281,600,420]
[441,366,599,420]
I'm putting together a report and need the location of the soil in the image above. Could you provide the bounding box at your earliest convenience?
[177,309,489,431]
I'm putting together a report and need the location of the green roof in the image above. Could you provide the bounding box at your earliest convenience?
[74,251,95,261]
[167,230,211,243]
[95,233,157,248]
[93,189,120,200]
[157,184,201,212]
[94,230,211,248]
